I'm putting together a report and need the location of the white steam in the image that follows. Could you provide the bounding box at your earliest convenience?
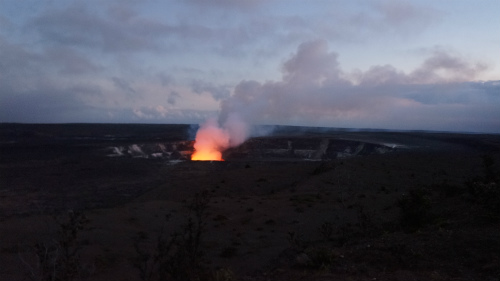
[195,39,498,151]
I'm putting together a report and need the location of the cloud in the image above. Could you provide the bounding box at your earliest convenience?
[282,39,342,85]
[29,3,169,53]
[168,91,180,105]
[19,0,444,67]
[158,73,175,87]
[0,36,43,90]
[45,47,103,75]
[375,0,439,29]
[0,86,104,123]
[219,40,499,133]
[27,1,265,56]
[111,77,139,99]
[0,27,220,124]
[220,40,375,124]
[409,48,489,83]
[1,0,498,134]
[191,80,231,101]
[0,15,14,35]
[352,65,406,85]
[342,0,440,38]
[0,33,106,122]
[182,0,267,10]
[25,1,277,60]
[128,106,215,123]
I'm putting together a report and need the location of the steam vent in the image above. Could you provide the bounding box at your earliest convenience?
[222,137,397,161]
[106,136,402,161]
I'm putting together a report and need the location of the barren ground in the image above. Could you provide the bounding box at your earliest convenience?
[1,124,499,281]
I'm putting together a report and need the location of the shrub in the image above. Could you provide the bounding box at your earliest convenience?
[213,267,236,281]
[287,231,307,251]
[219,246,238,258]
[465,155,500,220]
[132,190,212,281]
[466,181,500,220]
[397,189,433,231]
[311,161,335,175]
[318,222,333,241]
[481,154,497,183]
[303,246,339,270]
[19,211,92,281]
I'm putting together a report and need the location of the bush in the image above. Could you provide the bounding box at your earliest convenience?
[311,161,335,175]
[397,189,433,231]
[465,154,500,220]
[212,267,237,281]
[303,246,339,270]
[467,181,500,219]
[19,211,92,281]
[219,246,238,258]
[132,190,212,281]
[481,154,497,183]
[434,181,465,198]
[318,222,334,241]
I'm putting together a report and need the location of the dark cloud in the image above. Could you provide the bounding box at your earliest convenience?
[30,4,169,53]
[1,0,498,134]
[0,86,104,123]
[168,91,180,105]
[26,2,263,57]
[182,0,266,10]
[375,0,439,27]
[128,106,214,123]
[0,32,107,123]
[191,80,231,101]
[0,15,14,35]
[0,36,43,90]
[26,2,276,58]
[337,0,440,41]
[158,73,175,87]
[20,0,442,65]
[111,77,138,99]
[45,47,103,75]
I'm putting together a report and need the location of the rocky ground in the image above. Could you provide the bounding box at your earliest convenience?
[1,124,499,281]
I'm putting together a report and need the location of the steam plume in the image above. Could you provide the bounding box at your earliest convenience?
[191,113,250,161]
[191,118,229,161]
[191,39,496,160]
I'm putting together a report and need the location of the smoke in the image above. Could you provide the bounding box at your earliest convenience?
[222,113,250,147]
[217,39,367,128]
[187,124,199,140]
[191,39,495,160]
[216,40,491,128]
[191,112,254,160]
[191,118,229,161]
[409,48,488,84]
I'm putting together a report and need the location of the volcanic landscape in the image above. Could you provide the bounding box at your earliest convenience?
[1,123,499,281]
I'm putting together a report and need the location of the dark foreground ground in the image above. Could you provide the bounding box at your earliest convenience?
[1,124,499,281]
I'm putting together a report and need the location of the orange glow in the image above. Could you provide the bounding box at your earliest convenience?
[190,118,229,161]
[191,150,224,161]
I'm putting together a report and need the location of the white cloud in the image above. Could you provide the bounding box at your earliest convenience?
[219,40,500,133]
[0,1,498,133]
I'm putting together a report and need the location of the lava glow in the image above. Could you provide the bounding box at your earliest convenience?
[191,149,224,161]
[191,118,229,161]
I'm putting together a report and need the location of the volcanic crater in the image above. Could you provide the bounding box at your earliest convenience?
[1,124,499,281]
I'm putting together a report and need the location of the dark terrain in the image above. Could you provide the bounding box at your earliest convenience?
[1,123,499,281]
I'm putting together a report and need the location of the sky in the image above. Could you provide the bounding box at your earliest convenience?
[0,0,499,133]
